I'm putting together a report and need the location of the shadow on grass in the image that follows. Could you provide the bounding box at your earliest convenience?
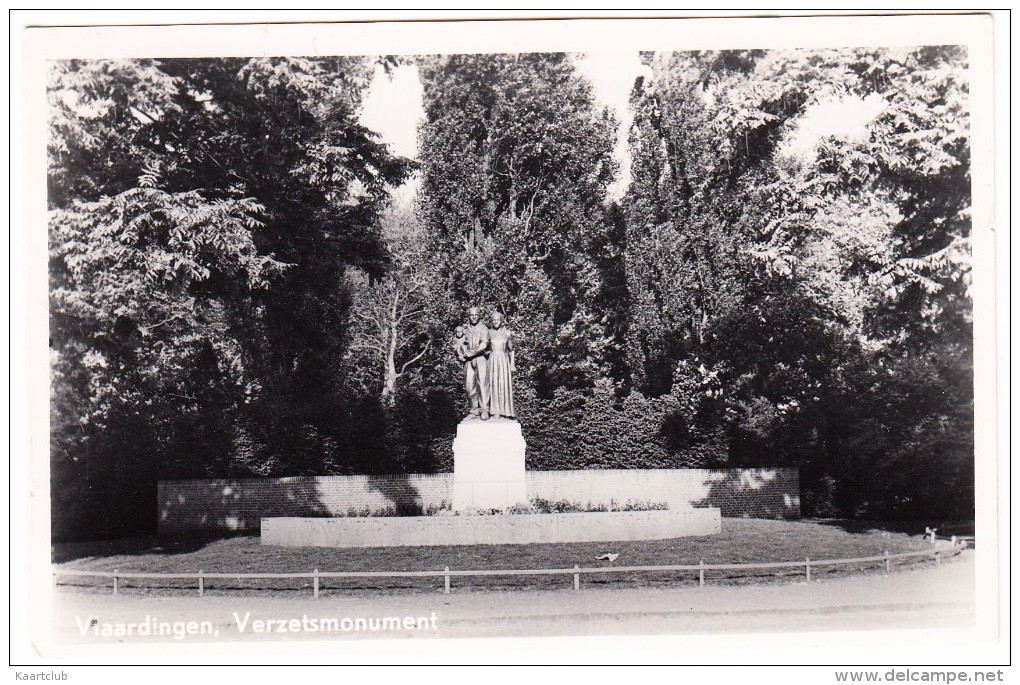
[52,531,257,564]
[808,519,975,537]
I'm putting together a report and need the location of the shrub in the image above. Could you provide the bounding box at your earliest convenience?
[518,381,705,470]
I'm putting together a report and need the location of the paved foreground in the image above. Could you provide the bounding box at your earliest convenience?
[50,552,974,644]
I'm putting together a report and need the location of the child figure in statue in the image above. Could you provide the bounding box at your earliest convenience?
[453,324,477,417]
[452,325,469,363]
[487,311,515,420]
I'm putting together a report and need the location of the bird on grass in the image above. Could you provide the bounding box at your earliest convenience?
[596,553,619,562]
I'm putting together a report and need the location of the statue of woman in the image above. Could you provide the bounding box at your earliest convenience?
[487,311,515,419]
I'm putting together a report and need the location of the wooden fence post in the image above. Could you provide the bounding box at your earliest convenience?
[573,565,580,591]
[198,570,204,597]
[884,551,890,574]
[699,561,705,587]
[113,569,119,595]
[935,551,941,567]
[805,558,811,582]
[444,567,450,595]
[313,569,319,598]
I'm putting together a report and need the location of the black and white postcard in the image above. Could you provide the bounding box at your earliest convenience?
[11,10,1007,678]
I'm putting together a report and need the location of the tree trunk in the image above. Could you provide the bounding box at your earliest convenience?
[383,324,398,406]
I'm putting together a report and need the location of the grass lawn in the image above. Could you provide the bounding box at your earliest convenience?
[53,518,951,597]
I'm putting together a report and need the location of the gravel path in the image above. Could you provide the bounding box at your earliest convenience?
[50,551,974,644]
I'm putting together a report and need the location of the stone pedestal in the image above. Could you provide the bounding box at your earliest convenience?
[451,417,528,511]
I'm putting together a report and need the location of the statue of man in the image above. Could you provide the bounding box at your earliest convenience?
[462,306,490,420]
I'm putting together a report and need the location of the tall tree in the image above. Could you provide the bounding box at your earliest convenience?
[48,57,410,537]
[417,53,619,392]
[624,46,973,517]
[624,52,757,394]
[345,199,448,404]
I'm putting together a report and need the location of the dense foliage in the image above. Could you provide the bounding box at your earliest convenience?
[620,48,972,519]
[49,57,411,538]
[416,53,623,392]
[49,48,973,540]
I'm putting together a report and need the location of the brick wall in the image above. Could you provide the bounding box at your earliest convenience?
[527,468,800,518]
[158,468,799,534]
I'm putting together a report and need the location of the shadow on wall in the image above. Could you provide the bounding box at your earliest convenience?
[364,474,425,515]
[157,478,330,536]
[692,469,801,518]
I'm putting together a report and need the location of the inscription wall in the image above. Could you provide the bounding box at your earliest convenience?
[158,467,799,534]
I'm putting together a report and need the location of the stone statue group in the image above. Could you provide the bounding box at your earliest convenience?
[453,306,515,421]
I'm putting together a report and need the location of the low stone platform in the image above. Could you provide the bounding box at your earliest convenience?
[260,508,721,548]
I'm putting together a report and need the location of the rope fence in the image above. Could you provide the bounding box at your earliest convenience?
[53,542,967,598]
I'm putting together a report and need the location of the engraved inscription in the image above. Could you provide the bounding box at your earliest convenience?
[261,509,721,547]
